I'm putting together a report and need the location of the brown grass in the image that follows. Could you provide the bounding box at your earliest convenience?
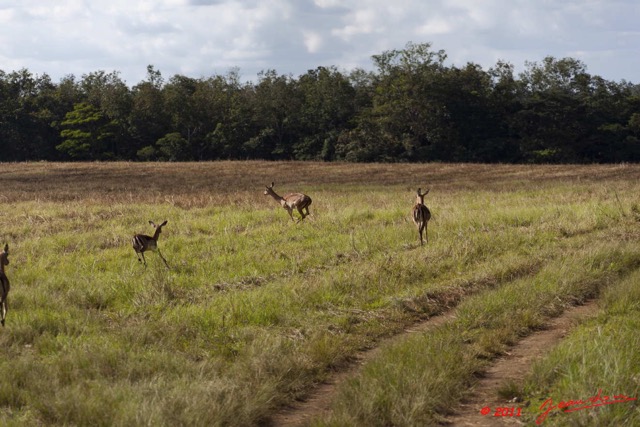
[1,161,638,206]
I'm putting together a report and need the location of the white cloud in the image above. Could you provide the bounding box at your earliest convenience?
[303,32,323,53]
[416,18,453,36]
[0,0,638,84]
[332,9,380,40]
[314,0,342,8]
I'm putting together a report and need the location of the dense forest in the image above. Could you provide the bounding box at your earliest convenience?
[1,42,639,163]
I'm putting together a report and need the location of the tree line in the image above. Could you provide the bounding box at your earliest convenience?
[1,42,639,163]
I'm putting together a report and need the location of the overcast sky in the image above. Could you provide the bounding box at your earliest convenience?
[1,0,639,86]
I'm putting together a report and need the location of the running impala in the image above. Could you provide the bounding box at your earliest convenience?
[264,182,312,222]
[0,244,10,327]
[412,188,431,246]
[132,220,170,268]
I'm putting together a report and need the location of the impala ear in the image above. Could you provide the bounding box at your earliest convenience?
[416,188,421,194]
[149,220,156,227]
[271,181,275,187]
[161,220,168,226]
[3,244,7,253]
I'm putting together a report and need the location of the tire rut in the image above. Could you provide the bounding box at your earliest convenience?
[267,261,545,426]
[446,300,598,426]
[268,299,598,427]
[268,310,457,426]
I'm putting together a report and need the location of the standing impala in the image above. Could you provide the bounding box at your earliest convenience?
[0,244,10,327]
[132,220,170,268]
[264,182,312,222]
[412,188,431,246]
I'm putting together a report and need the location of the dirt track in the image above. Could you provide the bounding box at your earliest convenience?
[446,301,597,426]
[269,301,597,426]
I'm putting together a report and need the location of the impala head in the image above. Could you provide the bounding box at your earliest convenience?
[150,220,168,235]
[264,182,276,196]
[0,244,8,267]
[416,188,430,204]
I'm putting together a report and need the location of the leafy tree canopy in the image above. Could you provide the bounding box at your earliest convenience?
[1,42,638,163]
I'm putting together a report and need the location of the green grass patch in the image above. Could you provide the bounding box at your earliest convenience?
[516,269,640,426]
[0,162,638,426]
[315,242,640,426]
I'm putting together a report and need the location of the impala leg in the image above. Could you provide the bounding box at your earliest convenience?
[425,223,429,243]
[287,209,296,222]
[157,249,170,269]
[1,300,5,327]
[140,252,147,268]
[297,207,306,221]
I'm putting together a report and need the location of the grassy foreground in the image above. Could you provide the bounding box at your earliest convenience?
[518,267,640,426]
[0,161,638,426]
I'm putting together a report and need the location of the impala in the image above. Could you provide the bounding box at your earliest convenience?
[0,244,10,327]
[412,188,432,246]
[264,182,312,222]
[132,220,170,268]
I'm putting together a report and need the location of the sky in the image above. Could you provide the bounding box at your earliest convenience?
[1,0,639,86]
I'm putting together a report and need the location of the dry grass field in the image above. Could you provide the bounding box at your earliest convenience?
[2,161,638,203]
[0,161,638,426]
